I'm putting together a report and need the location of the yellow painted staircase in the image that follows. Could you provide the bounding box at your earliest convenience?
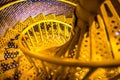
[0,13,74,80]
[0,0,120,80]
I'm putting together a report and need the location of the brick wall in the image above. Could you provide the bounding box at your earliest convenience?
[0,1,74,35]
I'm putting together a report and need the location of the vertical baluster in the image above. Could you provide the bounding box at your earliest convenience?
[64,25,67,38]
[44,22,48,38]
[27,31,35,47]
[66,26,69,37]
[22,40,27,48]
[82,68,97,80]
[57,23,61,37]
[67,27,71,39]
[51,22,54,38]
[40,61,49,78]
[31,27,39,43]
[38,23,44,41]
[25,55,40,74]
[23,36,31,50]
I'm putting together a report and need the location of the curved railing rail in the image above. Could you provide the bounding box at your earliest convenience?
[58,0,78,7]
[0,0,25,11]
[18,19,120,68]
[21,20,72,35]
[18,19,73,50]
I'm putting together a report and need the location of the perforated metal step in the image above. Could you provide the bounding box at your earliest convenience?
[0,0,120,80]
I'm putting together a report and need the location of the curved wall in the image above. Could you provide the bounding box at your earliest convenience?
[0,1,74,35]
[0,0,16,6]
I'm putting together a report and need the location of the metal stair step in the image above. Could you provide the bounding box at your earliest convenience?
[23,16,35,26]
[13,22,26,32]
[34,13,45,21]
[4,28,19,40]
[45,13,56,20]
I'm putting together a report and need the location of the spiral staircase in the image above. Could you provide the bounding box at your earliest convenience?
[0,0,120,80]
